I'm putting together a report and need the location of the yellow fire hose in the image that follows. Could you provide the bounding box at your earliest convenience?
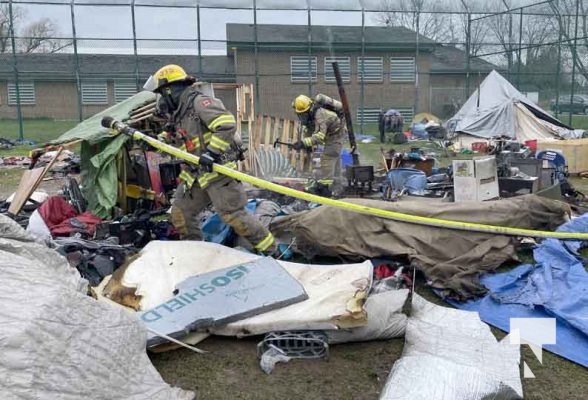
[101,116,588,241]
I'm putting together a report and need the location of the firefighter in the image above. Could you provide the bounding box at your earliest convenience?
[145,64,278,255]
[291,94,344,197]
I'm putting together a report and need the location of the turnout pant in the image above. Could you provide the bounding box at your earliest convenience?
[170,176,276,253]
[315,136,343,196]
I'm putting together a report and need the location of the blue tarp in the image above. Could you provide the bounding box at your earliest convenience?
[201,200,257,244]
[445,214,588,367]
[386,168,427,195]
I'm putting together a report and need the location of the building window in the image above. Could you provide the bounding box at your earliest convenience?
[390,57,416,82]
[324,56,351,83]
[81,82,108,105]
[356,107,413,124]
[290,56,317,83]
[358,57,383,83]
[356,108,382,124]
[114,81,137,103]
[7,82,35,105]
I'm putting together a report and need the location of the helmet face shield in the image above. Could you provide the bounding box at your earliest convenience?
[143,75,157,92]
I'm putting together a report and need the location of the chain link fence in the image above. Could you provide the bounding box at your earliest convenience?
[0,0,587,140]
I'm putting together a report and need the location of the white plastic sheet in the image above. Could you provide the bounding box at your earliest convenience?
[0,215,193,400]
[380,294,523,400]
[105,241,372,336]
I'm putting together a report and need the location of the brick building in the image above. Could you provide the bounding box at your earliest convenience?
[0,23,495,122]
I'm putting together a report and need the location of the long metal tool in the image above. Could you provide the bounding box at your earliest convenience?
[332,61,359,166]
[100,116,588,240]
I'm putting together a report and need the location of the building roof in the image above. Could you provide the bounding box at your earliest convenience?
[227,23,497,73]
[226,23,437,52]
[429,46,497,74]
[0,54,235,82]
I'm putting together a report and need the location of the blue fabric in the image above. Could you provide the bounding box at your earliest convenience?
[411,123,428,139]
[202,200,257,244]
[444,214,588,367]
[386,168,427,195]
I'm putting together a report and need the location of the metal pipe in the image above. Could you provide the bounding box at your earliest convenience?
[70,0,83,122]
[306,1,312,96]
[414,6,420,114]
[569,0,580,127]
[359,5,365,134]
[555,28,562,119]
[516,8,523,89]
[197,4,202,76]
[131,0,139,91]
[465,12,471,98]
[8,0,23,141]
[332,62,359,165]
[253,0,260,113]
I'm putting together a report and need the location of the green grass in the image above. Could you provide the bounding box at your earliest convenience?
[0,118,78,156]
[0,118,77,143]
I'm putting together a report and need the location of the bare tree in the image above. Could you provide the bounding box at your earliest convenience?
[375,0,452,43]
[550,0,588,83]
[0,4,68,54]
[484,0,556,69]
[19,18,69,53]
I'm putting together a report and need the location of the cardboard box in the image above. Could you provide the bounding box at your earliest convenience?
[536,138,588,174]
[453,156,499,202]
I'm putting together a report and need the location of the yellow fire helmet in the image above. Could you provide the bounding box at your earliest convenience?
[144,64,193,93]
[292,94,313,113]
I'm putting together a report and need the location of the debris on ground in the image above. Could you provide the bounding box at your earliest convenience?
[444,213,588,368]
[380,293,522,400]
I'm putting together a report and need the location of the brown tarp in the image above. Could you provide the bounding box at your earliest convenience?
[271,195,570,299]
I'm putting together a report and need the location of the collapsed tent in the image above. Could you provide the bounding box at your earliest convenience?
[270,195,570,299]
[0,215,192,400]
[447,70,581,145]
[49,91,156,218]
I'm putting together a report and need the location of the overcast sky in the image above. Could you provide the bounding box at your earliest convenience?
[18,3,390,55]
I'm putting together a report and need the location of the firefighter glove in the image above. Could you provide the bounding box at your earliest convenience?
[291,140,306,151]
[199,151,219,172]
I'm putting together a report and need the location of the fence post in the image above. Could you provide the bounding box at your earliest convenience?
[8,0,23,141]
[568,0,580,127]
[70,0,83,122]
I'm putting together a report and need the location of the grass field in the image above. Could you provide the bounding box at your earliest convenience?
[0,119,78,156]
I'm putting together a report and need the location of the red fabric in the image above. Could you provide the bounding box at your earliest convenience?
[374,264,395,280]
[51,212,102,237]
[38,196,77,229]
[37,196,101,237]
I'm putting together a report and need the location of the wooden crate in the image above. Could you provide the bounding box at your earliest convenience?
[536,139,588,174]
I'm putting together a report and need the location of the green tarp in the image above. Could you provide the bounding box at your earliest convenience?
[51,91,156,218]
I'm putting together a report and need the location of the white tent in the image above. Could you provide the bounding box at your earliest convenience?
[447,70,581,146]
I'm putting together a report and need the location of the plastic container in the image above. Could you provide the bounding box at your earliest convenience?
[340,149,354,167]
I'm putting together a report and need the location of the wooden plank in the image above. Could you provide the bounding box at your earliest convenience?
[8,147,63,216]
[272,117,280,150]
[281,120,290,159]
[249,84,255,123]
[264,116,272,148]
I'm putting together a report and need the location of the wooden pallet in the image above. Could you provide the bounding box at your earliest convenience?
[247,115,312,176]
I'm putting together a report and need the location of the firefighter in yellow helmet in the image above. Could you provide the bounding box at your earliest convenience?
[292,94,345,197]
[146,64,278,256]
